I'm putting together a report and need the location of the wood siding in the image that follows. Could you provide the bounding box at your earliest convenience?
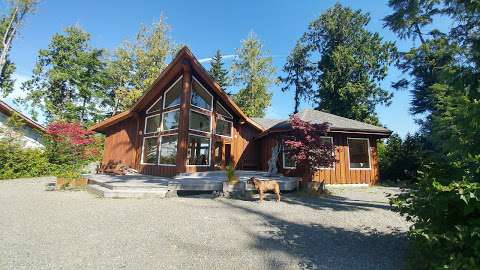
[258,133,380,185]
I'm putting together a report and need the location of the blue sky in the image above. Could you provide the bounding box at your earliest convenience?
[4,0,433,137]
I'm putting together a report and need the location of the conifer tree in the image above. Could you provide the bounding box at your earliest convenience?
[209,49,230,93]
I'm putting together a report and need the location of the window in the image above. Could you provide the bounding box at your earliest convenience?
[141,137,158,164]
[144,114,161,134]
[159,134,178,165]
[189,110,211,133]
[215,119,232,137]
[319,136,335,169]
[191,78,213,111]
[215,102,233,119]
[146,97,162,114]
[187,135,210,166]
[163,77,182,109]
[348,138,370,169]
[282,145,296,169]
[162,109,180,131]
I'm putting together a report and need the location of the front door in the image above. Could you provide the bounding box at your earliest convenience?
[224,143,231,166]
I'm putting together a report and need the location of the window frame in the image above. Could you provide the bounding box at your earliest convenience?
[141,136,159,165]
[282,144,296,170]
[161,108,180,131]
[318,136,335,170]
[144,113,161,135]
[146,96,163,114]
[186,133,212,167]
[347,137,371,170]
[189,109,212,134]
[215,102,233,119]
[158,133,178,166]
[215,118,233,138]
[163,76,183,110]
[190,76,214,112]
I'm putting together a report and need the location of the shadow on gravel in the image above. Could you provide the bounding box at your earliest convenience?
[219,200,407,270]
[281,194,392,212]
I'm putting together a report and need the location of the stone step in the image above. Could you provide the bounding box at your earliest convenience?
[86,184,169,199]
[89,179,170,191]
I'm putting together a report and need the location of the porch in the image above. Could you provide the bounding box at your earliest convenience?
[86,170,299,198]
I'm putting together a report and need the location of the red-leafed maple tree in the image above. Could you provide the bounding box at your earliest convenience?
[45,122,96,164]
[283,115,336,181]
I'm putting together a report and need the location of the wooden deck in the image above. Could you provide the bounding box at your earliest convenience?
[86,171,299,198]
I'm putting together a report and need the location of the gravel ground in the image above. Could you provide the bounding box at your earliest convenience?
[0,178,410,270]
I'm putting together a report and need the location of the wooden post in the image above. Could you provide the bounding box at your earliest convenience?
[176,61,192,173]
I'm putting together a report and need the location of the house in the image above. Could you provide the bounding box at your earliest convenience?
[90,47,391,185]
[0,100,45,148]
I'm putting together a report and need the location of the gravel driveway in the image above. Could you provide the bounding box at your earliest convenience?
[0,178,409,270]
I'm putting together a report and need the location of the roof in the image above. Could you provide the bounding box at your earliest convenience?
[89,46,264,133]
[253,109,391,138]
[0,100,46,132]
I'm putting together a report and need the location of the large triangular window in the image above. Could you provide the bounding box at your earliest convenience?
[146,97,162,114]
[164,76,183,109]
[215,102,233,119]
[191,77,213,111]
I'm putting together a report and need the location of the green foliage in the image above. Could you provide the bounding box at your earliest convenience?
[279,41,314,114]
[391,179,480,269]
[385,1,480,268]
[225,164,237,184]
[0,140,50,179]
[231,32,276,117]
[209,49,230,92]
[301,3,396,124]
[0,0,36,97]
[378,133,426,182]
[21,25,110,124]
[107,17,173,113]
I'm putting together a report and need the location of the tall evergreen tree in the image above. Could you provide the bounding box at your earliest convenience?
[209,49,230,93]
[279,41,313,114]
[0,0,36,96]
[302,3,396,124]
[231,32,276,117]
[21,26,110,124]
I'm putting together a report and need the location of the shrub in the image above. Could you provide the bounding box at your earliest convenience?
[225,164,238,184]
[0,140,51,179]
[378,133,425,183]
[391,178,480,269]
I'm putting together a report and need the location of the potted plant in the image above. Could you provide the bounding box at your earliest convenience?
[55,166,88,190]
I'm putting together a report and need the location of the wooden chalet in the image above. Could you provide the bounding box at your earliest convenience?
[90,47,391,185]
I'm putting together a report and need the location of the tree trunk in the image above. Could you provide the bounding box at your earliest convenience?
[0,7,19,74]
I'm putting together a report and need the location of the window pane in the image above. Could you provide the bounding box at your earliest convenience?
[159,135,177,165]
[164,78,182,109]
[348,139,370,168]
[283,146,296,169]
[187,135,210,165]
[145,115,161,134]
[189,110,210,132]
[142,137,158,164]
[215,102,233,119]
[147,97,162,113]
[215,119,231,137]
[191,80,212,110]
[162,110,180,130]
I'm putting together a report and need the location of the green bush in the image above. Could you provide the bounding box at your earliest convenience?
[392,178,480,269]
[0,141,51,179]
[378,133,426,183]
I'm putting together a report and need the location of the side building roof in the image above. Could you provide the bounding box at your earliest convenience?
[0,100,46,132]
[252,109,391,138]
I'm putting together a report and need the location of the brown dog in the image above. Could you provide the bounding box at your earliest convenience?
[247,177,281,202]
